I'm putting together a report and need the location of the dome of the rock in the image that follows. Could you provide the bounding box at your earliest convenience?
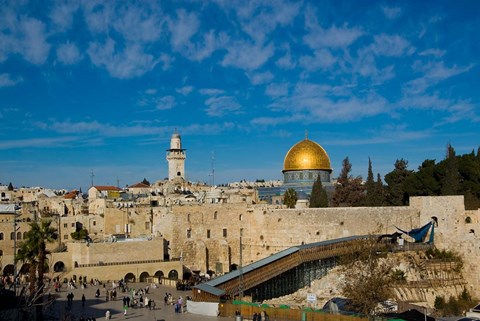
[283,139,332,172]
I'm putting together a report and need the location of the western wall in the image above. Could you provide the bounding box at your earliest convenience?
[153,195,480,297]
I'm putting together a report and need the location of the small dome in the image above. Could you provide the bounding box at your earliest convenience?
[283,139,332,172]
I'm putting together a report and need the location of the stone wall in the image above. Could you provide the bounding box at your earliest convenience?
[155,203,419,271]
[152,196,480,298]
[68,238,165,266]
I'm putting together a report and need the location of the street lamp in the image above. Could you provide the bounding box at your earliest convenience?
[13,206,20,295]
[239,228,244,302]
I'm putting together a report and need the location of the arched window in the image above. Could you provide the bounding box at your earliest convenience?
[23,232,27,239]
[10,232,14,240]
[17,232,21,240]
[0,250,3,256]
[0,232,3,240]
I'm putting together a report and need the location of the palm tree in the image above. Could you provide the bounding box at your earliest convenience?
[16,220,58,319]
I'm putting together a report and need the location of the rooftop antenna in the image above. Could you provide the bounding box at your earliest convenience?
[116,177,120,188]
[90,170,95,187]
[305,129,308,140]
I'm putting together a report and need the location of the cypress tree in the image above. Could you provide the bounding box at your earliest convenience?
[441,144,461,195]
[310,176,328,208]
[365,158,375,206]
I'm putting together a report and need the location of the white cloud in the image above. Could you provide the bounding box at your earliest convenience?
[299,49,337,71]
[222,41,274,70]
[205,96,241,117]
[403,62,473,95]
[112,3,165,43]
[87,39,160,79]
[0,136,79,150]
[56,42,82,65]
[50,1,79,31]
[167,10,225,61]
[304,10,363,49]
[398,93,479,124]
[155,96,176,110]
[261,82,389,124]
[276,46,296,69]
[381,6,402,19]
[0,73,23,87]
[169,9,200,51]
[371,34,413,57]
[0,12,51,65]
[137,92,176,110]
[239,0,301,43]
[265,83,289,97]
[418,48,446,58]
[83,1,114,34]
[199,88,225,96]
[35,119,164,137]
[177,86,194,95]
[247,71,274,85]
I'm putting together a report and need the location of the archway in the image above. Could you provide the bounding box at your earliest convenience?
[139,272,149,282]
[54,261,66,272]
[154,270,164,280]
[124,272,136,283]
[3,264,14,276]
[168,269,178,279]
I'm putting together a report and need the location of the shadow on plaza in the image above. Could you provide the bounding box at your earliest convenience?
[47,298,165,320]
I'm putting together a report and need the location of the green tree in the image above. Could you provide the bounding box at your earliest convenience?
[283,188,297,208]
[8,182,14,191]
[71,228,89,241]
[405,160,441,196]
[16,220,58,320]
[141,178,151,185]
[441,144,461,195]
[331,157,365,207]
[364,158,375,206]
[384,159,413,206]
[374,173,386,206]
[309,176,328,208]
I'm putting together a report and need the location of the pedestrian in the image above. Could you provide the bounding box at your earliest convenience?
[105,310,111,320]
[123,304,128,316]
[82,294,86,307]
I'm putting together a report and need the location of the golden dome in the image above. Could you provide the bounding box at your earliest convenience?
[283,139,332,172]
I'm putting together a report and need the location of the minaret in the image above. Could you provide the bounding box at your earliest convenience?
[166,130,186,180]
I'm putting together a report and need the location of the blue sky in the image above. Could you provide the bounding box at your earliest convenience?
[1,0,479,191]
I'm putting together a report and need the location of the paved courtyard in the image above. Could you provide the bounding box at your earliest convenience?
[46,281,234,321]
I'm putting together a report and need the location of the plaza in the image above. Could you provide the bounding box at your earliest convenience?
[47,282,232,321]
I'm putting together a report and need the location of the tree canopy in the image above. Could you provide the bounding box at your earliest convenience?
[331,157,365,207]
[283,188,297,208]
[309,176,328,208]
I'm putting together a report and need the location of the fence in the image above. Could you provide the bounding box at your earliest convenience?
[219,302,367,321]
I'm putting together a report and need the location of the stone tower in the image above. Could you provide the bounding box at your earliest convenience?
[166,130,186,180]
